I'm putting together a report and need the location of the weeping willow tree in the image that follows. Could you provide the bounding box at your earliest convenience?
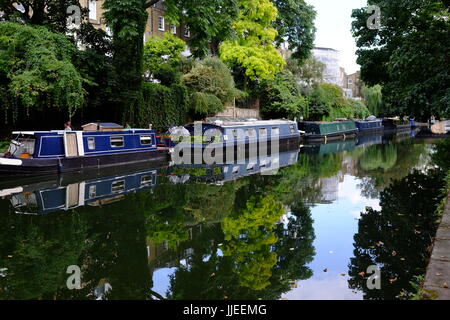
[361,84,383,116]
[0,22,86,124]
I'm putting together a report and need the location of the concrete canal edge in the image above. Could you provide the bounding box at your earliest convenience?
[423,191,450,299]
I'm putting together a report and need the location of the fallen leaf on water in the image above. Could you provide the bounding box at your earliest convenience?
[358,271,365,277]
[436,273,442,276]
[414,230,421,234]
[211,273,216,277]
[392,251,397,257]
[340,274,346,277]
[443,283,449,289]
[323,268,328,273]
[376,241,384,247]
[389,278,398,283]
[400,258,406,261]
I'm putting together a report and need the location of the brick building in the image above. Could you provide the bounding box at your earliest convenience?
[82,0,191,44]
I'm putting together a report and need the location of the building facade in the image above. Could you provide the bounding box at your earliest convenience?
[82,0,191,44]
[312,47,343,86]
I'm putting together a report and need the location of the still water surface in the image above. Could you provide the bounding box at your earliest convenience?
[0,132,446,300]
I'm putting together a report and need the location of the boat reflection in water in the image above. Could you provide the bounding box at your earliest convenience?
[167,146,300,184]
[1,167,161,215]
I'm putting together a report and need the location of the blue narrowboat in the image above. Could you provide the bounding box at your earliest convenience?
[2,168,159,215]
[355,119,384,134]
[171,119,300,163]
[0,123,172,176]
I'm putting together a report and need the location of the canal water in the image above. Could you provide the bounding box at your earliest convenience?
[0,131,447,300]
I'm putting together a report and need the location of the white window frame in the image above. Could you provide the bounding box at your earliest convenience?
[140,135,153,146]
[110,136,124,148]
[87,137,96,150]
[112,180,125,194]
[171,25,177,34]
[158,16,165,31]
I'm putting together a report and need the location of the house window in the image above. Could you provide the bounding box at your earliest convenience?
[110,137,124,148]
[184,26,190,38]
[272,127,280,135]
[171,25,177,34]
[140,136,152,145]
[259,128,267,137]
[348,79,353,85]
[88,0,97,20]
[87,137,95,150]
[112,180,125,193]
[158,16,165,31]
[89,185,97,199]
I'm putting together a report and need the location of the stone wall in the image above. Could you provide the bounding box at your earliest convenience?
[215,107,260,119]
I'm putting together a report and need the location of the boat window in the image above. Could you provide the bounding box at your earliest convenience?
[246,129,256,138]
[259,128,267,137]
[290,125,296,134]
[87,137,95,150]
[272,127,280,135]
[246,163,255,171]
[232,130,239,139]
[89,185,97,199]
[140,136,153,145]
[112,180,125,193]
[111,137,124,148]
[141,175,153,187]
[232,166,240,174]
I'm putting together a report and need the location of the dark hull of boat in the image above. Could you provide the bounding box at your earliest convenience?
[0,149,170,177]
[302,130,358,143]
[172,136,300,164]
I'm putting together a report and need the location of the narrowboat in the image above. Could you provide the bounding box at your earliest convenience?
[171,119,300,164]
[1,168,159,215]
[0,123,172,176]
[298,120,357,143]
[355,119,384,134]
[382,118,411,132]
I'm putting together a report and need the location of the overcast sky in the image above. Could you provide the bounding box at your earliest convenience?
[305,0,368,74]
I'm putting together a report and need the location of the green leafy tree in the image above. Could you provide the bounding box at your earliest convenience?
[352,0,450,119]
[272,0,316,63]
[0,22,86,121]
[220,0,285,81]
[259,70,309,120]
[143,33,185,84]
[286,56,324,90]
[361,85,383,116]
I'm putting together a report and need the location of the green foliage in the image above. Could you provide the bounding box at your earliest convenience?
[432,139,450,173]
[143,33,186,83]
[138,82,188,130]
[163,0,239,57]
[183,57,241,104]
[352,0,450,119]
[361,85,383,116]
[103,0,149,122]
[359,144,398,172]
[259,70,309,119]
[286,56,325,90]
[0,141,9,153]
[189,92,224,116]
[0,22,86,120]
[220,0,285,81]
[272,0,317,63]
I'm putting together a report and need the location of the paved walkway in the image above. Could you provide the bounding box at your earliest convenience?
[423,192,450,299]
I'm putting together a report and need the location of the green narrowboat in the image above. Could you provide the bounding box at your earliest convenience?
[298,120,357,142]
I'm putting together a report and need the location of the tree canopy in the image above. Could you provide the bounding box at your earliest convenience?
[352,0,450,119]
[0,22,86,121]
